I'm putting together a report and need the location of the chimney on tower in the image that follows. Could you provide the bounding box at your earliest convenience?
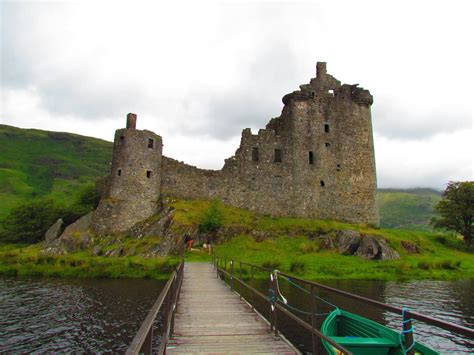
[126,113,137,129]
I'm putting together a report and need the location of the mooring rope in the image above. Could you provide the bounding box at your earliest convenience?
[399,307,417,354]
[267,270,338,316]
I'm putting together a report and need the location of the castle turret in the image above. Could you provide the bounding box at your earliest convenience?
[92,113,162,234]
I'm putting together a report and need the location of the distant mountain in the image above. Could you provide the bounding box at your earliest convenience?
[0,125,443,230]
[0,125,112,219]
[377,188,442,231]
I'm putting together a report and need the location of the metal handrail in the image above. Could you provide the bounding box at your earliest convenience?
[212,252,474,355]
[126,260,184,355]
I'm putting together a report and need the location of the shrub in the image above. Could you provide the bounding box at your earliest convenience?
[299,241,319,254]
[198,199,224,233]
[290,261,306,274]
[261,260,281,270]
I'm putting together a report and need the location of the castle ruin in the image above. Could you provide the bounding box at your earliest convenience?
[91,62,379,234]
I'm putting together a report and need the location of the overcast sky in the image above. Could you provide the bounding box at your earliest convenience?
[1,0,472,190]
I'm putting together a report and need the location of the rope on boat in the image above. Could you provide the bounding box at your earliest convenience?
[400,307,417,354]
[266,270,336,316]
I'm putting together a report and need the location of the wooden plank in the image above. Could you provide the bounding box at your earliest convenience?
[167,263,299,354]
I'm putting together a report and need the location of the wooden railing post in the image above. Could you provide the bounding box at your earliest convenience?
[140,327,153,355]
[271,270,278,337]
[239,261,243,299]
[250,265,254,311]
[310,285,318,355]
[230,260,234,291]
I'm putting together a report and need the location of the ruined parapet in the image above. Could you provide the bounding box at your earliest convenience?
[92,113,163,234]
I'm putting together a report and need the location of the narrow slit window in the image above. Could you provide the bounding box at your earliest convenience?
[252,147,259,161]
[324,124,330,133]
[309,151,314,165]
[117,169,122,176]
[148,138,154,149]
[119,135,125,145]
[146,170,152,179]
[274,149,282,163]
[320,180,325,187]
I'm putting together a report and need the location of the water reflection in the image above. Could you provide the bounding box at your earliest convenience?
[243,278,473,354]
[0,277,164,352]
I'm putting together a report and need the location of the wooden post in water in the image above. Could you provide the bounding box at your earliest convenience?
[403,310,415,355]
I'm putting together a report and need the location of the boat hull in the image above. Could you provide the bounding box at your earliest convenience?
[321,309,438,355]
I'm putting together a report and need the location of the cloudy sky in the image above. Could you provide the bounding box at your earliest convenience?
[1,0,472,190]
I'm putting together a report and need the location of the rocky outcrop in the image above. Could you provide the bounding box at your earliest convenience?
[44,218,63,242]
[401,241,421,253]
[43,212,93,254]
[314,230,400,261]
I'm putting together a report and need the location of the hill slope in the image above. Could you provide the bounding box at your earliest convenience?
[0,125,443,231]
[378,188,441,231]
[0,125,112,219]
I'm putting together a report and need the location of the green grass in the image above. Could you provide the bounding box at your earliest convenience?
[213,235,474,281]
[0,198,472,281]
[0,243,179,279]
[0,125,112,219]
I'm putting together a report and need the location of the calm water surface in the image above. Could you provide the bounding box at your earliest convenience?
[0,277,165,352]
[1,276,473,354]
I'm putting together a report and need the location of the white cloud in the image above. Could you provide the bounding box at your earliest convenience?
[1,0,473,189]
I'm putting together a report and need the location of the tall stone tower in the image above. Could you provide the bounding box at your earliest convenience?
[220,62,379,225]
[92,113,162,234]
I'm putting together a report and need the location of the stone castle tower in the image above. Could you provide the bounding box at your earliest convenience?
[92,62,379,235]
[91,113,163,234]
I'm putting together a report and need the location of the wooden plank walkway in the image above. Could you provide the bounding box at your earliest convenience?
[166,263,299,354]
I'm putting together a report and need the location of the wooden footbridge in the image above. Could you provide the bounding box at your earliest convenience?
[127,255,474,355]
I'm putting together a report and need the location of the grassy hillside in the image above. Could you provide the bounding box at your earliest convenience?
[0,125,443,232]
[2,199,471,280]
[378,188,442,231]
[0,125,112,219]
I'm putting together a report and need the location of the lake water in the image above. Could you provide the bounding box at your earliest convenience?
[0,275,472,353]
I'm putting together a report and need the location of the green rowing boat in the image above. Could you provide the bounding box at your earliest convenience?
[321,308,438,355]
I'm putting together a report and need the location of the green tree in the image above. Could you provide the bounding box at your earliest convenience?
[199,199,224,234]
[431,181,474,247]
[0,198,63,243]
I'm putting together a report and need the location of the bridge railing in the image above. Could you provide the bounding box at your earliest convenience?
[212,252,474,355]
[126,260,184,355]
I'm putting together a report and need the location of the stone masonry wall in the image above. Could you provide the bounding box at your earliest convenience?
[159,62,379,225]
[94,62,379,235]
[92,115,163,234]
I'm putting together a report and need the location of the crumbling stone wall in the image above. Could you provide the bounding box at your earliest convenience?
[93,62,379,235]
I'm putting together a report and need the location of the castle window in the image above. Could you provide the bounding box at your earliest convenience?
[148,138,154,149]
[328,89,334,96]
[119,135,125,145]
[337,164,341,171]
[309,151,314,165]
[146,170,152,179]
[117,169,122,176]
[324,124,330,133]
[274,149,282,163]
[320,180,325,187]
[325,142,331,147]
[252,147,259,161]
